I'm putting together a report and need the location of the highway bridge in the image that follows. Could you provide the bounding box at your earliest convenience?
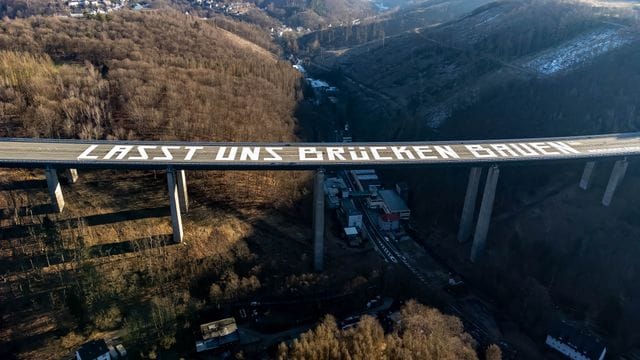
[0,132,638,270]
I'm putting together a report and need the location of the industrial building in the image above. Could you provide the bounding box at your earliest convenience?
[351,169,382,194]
[378,189,411,220]
[324,176,348,209]
[545,322,607,360]
[196,317,240,353]
[76,339,111,360]
[339,199,363,229]
[366,193,386,209]
[378,212,401,231]
[395,182,409,202]
[343,226,362,246]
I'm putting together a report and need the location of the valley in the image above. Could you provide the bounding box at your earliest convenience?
[1,0,640,359]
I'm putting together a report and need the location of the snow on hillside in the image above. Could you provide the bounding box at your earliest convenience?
[523,28,633,76]
[368,0,389,11]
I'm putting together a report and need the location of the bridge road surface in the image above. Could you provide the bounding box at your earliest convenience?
[0,133,639,169]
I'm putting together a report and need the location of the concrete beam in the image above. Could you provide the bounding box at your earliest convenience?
[458,167,482,243]
[167,169,184,243]
[176,170,188,213]
[45,168,65,213]
[579,162,596,190]
[313,169,325,272]
[66,169,79,184]
[470,165,500,262]
[602,159,629,207]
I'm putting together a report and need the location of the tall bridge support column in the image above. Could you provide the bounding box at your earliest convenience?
[66,169,79,184]
[167,169,184,243]
[45,168,65,213]
[313,169,325,272]
[470,165,500,262]
[579,162,596,190]
[602,159,628,207]
[458,167,482,243]
[176,170,188,213]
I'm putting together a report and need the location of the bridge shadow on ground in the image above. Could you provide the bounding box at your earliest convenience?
[0,206,170,240]
[0,234,173,273]
[0,204,176,272]
[0,204,56,219]
[0,179,46,191]
[0,327,67,360]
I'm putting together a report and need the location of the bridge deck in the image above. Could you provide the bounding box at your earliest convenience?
[0,133,639,170]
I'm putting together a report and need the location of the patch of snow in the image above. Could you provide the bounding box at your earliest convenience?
[308,79,331,88]
[474,13,501,27]
[293,64,306,73]
[369,0,389,11]
[523,28,633,76]
[424,105,450,129]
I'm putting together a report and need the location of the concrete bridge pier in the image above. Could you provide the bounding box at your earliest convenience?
[167,169,184,243]
[176,170,189,213]
[579,161,596,190]
[313,169,325,272]
[45,168,65,213]
[66,169,79,184]
[470,165,500,262]
[602,159,628,207]
[458,167,482,243]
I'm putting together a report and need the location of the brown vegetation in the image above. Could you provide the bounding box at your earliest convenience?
[0,9,334,359]
[278,300,481,360]
[0,10,310,206]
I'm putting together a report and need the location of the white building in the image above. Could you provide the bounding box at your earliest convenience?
[76,340,111,360]
[545,322,607,360]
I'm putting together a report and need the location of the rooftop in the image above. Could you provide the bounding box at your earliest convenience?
[378,189,410,213]
[548,321,606,360]
[77,339,109,360]
[201,317,238,340]
[344,227,358,236]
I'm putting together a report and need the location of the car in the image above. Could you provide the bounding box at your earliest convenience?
[339,316,361,330]
[107,344,118,359]
[115,344,127,357]
[448,274,464,286]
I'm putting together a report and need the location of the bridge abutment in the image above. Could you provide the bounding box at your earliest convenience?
[45,168,65,213]
[470,165,500,262]
[458,167,482,243]
[602,159,628,207]
[579,161,596,190]
[313,169,325,272]
[167,169,184,243]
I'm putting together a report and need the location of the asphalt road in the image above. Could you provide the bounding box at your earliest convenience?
[0,133,639,170]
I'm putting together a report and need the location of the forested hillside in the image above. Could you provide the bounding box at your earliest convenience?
[0,11,301,141]
[299,0,640,355]
[259,0,376,29]
[0,10,319,359]
[310,0,640,140]
[296,0,494,50]
[278,300,483,360]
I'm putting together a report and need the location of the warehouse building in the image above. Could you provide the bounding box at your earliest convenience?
[378,189,411,220]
